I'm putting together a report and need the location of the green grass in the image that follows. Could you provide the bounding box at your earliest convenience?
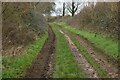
[50,23,85,78]
[66,31,108,78]
[2,33,48,78]
[54,22,118,59]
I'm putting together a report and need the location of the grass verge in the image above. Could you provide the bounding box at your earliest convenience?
[55,22,118,59]
[65,30,108,78]
[50,23,85,78]
[2,32,48,78]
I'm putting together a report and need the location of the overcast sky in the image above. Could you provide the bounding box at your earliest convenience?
[51,0,94,16]
[51,0,118,16]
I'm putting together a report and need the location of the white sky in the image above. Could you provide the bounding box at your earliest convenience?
[2,0,119,2]
[50,0,119,16]
[51,0,92,16]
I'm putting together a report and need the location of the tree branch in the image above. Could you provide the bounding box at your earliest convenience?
[67,7,72,13]
[35,2,39,6]
[2,3,9,14]
[74,4,79,12]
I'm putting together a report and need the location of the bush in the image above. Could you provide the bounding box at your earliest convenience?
[2,2,48,54]
[67,2,118,39]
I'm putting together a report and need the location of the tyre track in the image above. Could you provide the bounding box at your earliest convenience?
[60,30,98,78]
[75,34,118,78]
[25,26,56,78]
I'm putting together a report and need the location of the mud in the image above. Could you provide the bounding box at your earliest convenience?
[75,34,118,78]
[63,29,118,78]
[60,30,98,78]
[25,26,56,78]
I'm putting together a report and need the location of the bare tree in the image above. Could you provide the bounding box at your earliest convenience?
[67,1,80,16]
[63,2,65,16]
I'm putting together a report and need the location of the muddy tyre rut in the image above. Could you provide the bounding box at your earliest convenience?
[25,26,56,78]
[62,29,118,78]
[60,30,98,78]
[75,34,118,78]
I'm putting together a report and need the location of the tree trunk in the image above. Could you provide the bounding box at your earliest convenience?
[63,2,65,16]
[72,2,75,16]
[72,12,74,16]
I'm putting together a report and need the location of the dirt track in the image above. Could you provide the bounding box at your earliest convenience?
[25,26,56,78]
[75,35,118,78]
[60,30,98,78]
[63,29,118,78]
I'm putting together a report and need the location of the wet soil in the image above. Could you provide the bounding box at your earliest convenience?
[75,34,118,78]
[60,30,98,78]
[25,26,56,78]
[63,29,118,78]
